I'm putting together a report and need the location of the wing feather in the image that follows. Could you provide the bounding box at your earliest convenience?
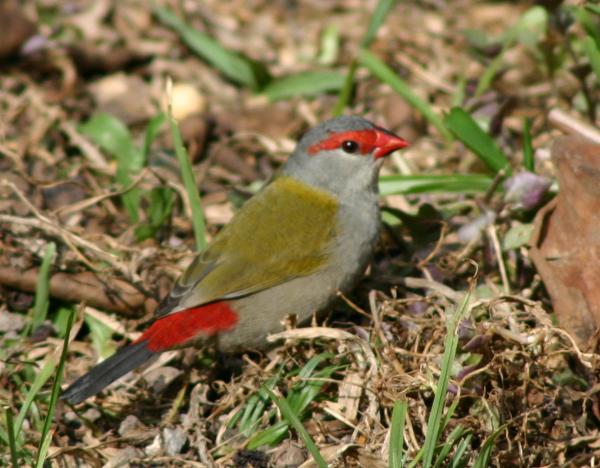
[156,177,339,317]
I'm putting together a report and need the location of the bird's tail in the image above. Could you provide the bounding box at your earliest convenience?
[61,302,239,404]
[60,341,155,405]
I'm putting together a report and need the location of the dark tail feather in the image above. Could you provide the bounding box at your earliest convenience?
[61,341,155,404]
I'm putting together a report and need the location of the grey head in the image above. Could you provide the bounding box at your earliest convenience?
[283,116,408,199]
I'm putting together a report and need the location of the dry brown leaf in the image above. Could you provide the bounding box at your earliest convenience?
[530,137,600,347]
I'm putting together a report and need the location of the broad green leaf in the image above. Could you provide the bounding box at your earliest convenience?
[444,108,510,174]
[502,222,534,251]
[583,36,600,84]
[153,6,269,90]
[80,113,144,222]
[84,314,116,360]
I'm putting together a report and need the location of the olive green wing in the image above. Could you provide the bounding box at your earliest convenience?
[156,177,339,316]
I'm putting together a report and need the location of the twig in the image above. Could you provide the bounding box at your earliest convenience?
[53,168,154,217]
[548,109,600,145]
[61,121,111,173]
[0,180,129,276]
[398,276,464,303]
[487,224,510,295]
[0,266,151,316]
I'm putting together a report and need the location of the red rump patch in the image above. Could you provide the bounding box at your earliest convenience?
[135,301,238,352]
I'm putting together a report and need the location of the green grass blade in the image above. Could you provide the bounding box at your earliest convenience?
[362,0,398,47]
[287,365,341,415]
[34,308,75,468]
[444,107,510,174]
[359,50,452,142]
[237,373,280,435]
[389,399,408,468]
[577,7,600,48]
[166,84,207,251]
[333,0,397,115]
[522,118,534,172]
[6,409,19,467]
[432,425,467,468]
[421,292,471,468]
[439,397,461,434]
[450,434,472,468]
[247,420,289,449]
[476,7,547,96]
[135,187,176,241]
[296,353,334,380]
[583,35,600,83]
[54,306,74,339]
[143,113,166,158]
[473,424,506,468]
[14,359,56,442]
[153,6,269,90]
[262,71,345,101]
[333,61,358,116]
[474,43,511,97]
[379,174,494,196]
[264,388,327,468]
[586,4,600,17]
[30,242,55,333]
[286,353,336,414]
[247,355,338,448]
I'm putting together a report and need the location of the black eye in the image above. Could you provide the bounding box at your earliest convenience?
[341,140,359,154]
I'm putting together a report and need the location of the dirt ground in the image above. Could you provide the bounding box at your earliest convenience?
[1,0,600,466]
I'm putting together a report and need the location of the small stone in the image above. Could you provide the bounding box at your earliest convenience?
[82,408,101,422]
[457,210,496,243]
[0,310,26,333]
[118,415,142,437]
[145,433,162,457]
[162,426,187,456]
[164,83,206,121]
[271,440,306,467]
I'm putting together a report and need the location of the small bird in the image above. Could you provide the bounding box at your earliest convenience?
[62,116,408,404]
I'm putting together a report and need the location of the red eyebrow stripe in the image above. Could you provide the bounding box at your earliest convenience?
[307,129,378,155]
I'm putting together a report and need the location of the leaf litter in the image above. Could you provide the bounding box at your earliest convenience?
[0,0,599,466]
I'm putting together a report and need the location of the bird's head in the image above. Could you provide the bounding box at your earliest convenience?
[285,116,409,197]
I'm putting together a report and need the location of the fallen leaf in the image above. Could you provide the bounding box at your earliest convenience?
[530,137,600,347]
